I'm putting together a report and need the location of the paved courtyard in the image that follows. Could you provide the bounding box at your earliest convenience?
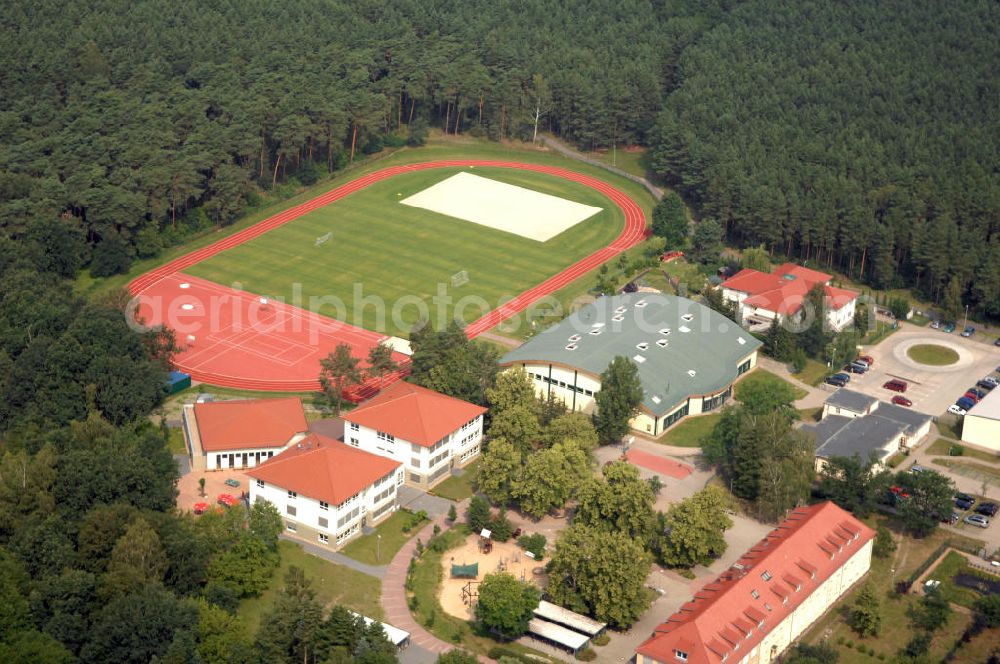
[841,324,1000,417]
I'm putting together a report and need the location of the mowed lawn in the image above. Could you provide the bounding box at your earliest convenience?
[186,167,623,338]
[238,540,382,633]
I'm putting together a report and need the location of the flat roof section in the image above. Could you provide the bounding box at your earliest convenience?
[528,618,590,652]
[534,600,607,636]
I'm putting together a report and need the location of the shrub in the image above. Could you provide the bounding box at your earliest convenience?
[950,444,964,456]
[877,653,886,661]
[846,640,854,648]
[487,646,532,662]
[517,533,547,560]
[592,633,610,647]
[448,505,458,522]
[837,636,845,645]
[576,647,597,661]
[384,132,407,148]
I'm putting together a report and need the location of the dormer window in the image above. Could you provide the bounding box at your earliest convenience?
[674,650,688,662]
[751,589,760,599]
[761,570,772,582]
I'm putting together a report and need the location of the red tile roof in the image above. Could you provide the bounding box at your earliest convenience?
[721,263,857,315]
[344,381,486,447]
[247,433,400,506]
[194,397,308,452]
[636,502,875,664]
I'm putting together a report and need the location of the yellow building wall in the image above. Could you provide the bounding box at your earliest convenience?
[961,415,1000,453]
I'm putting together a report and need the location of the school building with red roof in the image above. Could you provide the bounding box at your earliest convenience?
[720,263,858,333]
[342,381,486,489]
[182,396,309,471]
[636,502,874,664]
[248,433,403,549]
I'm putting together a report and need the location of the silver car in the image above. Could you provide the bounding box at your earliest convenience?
[965,514,990,528]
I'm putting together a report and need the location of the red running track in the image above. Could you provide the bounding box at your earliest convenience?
[128,160,647,393]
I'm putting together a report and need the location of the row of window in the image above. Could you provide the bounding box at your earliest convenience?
[460,446,480,462]
[336,506,361,528]
[377,430,395,444]
[216,450,274,469]
[663,402,690,429]
[530,372,595,396]
[372,485,394,505]
[460,417,479,432]
[336,523,359,543]
[428,465,450,482]
[429,449,449,468]
[370,501,394,521]
[459,431,478,447]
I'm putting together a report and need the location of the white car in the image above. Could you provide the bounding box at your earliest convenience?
[948,404,967,416]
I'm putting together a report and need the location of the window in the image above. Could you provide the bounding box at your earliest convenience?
[761,570,772,581]
[349,422,359,431]
[751,589,760,599]
[350,437,359,447]
[288,490,297,499]
[409,472,421,483]
[318,533,329,544]
[377,430,395,444]
[286,522,297,532]
[318,516,328,528]
[674,650,689,662]
[319,501,329,511]
[256,479,264,489]
[286,505,297,516]
[411,457,421,468]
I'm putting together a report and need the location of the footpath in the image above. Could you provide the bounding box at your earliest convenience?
[381,498,497,664]
[539,134,664,201]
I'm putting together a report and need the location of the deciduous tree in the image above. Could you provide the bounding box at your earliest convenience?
[319,343,362,415]
[657,486,732,568]
[475,572,540,639]
[594,356,642,444]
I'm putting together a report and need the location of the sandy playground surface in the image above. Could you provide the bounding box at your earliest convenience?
[400,171,602,242]
[438,534,548,620]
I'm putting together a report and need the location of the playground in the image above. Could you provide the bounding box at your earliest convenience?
[438,532,547,620]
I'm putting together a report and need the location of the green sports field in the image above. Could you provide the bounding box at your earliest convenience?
[185,166,624,337]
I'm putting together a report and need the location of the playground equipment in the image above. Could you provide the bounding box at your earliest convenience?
[451,562,478,579]
[461,580,480,606]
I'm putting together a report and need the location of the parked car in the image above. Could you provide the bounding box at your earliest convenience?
[891,395,913,407]
[948,404,967,416]
[956,496,976,510]
[910,464,931,474]
[826,373,851,387]
[858,355,875,366]
[847,362,868,374]
[978,379,997,391]
[930,320,941,329]
[947,511,960,524]
[994,337,1000,347]
[984,376,999,387]
[961,326,976,337]
[884,379,908,392]
[963,392,981,404]
[943,323,956,333]
[964,514,990,528]
[957,492,975,502]
[957,396,976,411]
[976,503,999,517]
[967,387,987,400]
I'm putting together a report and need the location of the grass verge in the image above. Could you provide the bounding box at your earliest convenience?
[341,510,428,566]
[926,439,999,464]
[238,540,382,634]
[659,413,721,447]
[167,427,187,455]
[735,368,809,402]
[430,460,480,502]
[931,458,1000,485]
[907,344,960,366]
[795,359,832,387]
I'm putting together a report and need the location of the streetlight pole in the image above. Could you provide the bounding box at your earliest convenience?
[963,304,969,331]
[376,534,381,563]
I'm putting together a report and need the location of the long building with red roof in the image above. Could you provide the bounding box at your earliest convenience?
[342,381,486,489]
[720,263,858,333]
[636,502,874,664]
[182,396,309,471]
[248,433,403,549]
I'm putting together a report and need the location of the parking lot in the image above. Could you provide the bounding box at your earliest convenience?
[841,325,1000,417]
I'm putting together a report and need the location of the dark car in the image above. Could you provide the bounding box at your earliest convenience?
[956,496,976,510]
[978,379,996,391]
[967,387,987,400]
[961,326,976,338]
[976,503,999,517]
[957,396,976,411]
[884,379,908,392]
[847,362,868,374]
[826,373,851,387]
[995,337,1000,347]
